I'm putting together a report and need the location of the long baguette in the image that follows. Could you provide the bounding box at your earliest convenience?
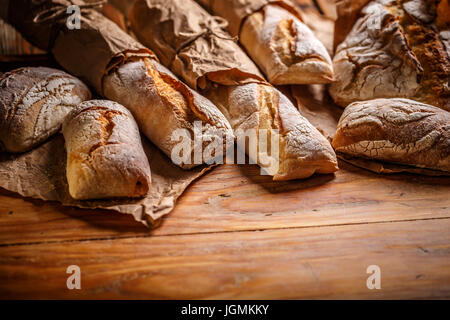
[205,83,338,179]
[103,58,234,168]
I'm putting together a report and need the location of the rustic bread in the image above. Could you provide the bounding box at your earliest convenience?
[205,83,339,180]
[103,58,234,169]
[330,0,450,111]
[62,100,151,200]
[0,67,91,153]
[240,4,334,84]
[332,98,450,172]
[124,0,338,180]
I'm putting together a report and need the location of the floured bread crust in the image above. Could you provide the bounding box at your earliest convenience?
[332,98,450,172]
[241,4,334,84]
[63,100,151,200]
[103,58,234,169]
[330,0,450,110]
[205,83,338,180]
[0,67,91,153]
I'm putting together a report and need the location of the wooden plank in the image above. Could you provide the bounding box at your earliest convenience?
[0,19,45,55]
[0,218,448,299]
[1,161,449,245]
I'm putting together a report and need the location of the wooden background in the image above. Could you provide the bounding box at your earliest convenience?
[0,0,449,299]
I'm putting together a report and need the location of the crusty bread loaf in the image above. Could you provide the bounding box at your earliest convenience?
[103,58,235,169]
[0,67,91,153]
[330,0,450,111]
[205,83,339,180]
[240,4,334,84]
[62,100,151,200]
[332,98,450,172]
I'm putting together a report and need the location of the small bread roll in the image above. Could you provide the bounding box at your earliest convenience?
[0,67,91,153]
[240,4,334,85]
[62,100,151,200]
[332,98,450,172]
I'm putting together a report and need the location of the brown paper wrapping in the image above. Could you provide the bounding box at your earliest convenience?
[0,134,209,227]
[338,153,450,176]
[291,85,342,142]
[4,0,212,226]
[7,0,156,94]
[197,0,303,37]
[129,0,265,89]
[333,0,371,50]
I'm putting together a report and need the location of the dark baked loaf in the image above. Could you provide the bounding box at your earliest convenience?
[330,0,450,111]
[332,98,450,172]
[0,67,91,152]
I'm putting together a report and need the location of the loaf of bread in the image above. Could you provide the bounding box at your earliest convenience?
[330,0,450,111]
[240,3,333,84]
[103,58,234,169]
[205,83,339,180]
[196,0,334,84]
[332,98,450,172]
[0,67,91,153]
[62,100,151,200]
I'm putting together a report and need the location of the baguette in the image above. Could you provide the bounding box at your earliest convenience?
[330,0,450,111]
[197,0,333,84]
[63,100,151,200]
[0,67,91,153]
[332,98,450,172]
[205,83,338,179]
[103,58,234,169]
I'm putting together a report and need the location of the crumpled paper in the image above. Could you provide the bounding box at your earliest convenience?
[337,153,450,176]
[291,84,342,142]
[333,0,371,50]
[8,0,156,94]
[0,134,210,227]
[128,0,266,89]
[196,0,303,37]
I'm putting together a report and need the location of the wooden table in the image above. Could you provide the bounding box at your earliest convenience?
[0,0,449,300]
[1,159,449,299]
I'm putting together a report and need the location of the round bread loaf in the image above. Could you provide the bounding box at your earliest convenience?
[0,67,91,152]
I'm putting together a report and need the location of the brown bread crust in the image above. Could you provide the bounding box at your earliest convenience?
[63,99,152,200]
[332,98,450,172]
[0,67,91,153]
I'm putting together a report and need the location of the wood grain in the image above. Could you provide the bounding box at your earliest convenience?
[0,218,448,299]
[1,160,449,245]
